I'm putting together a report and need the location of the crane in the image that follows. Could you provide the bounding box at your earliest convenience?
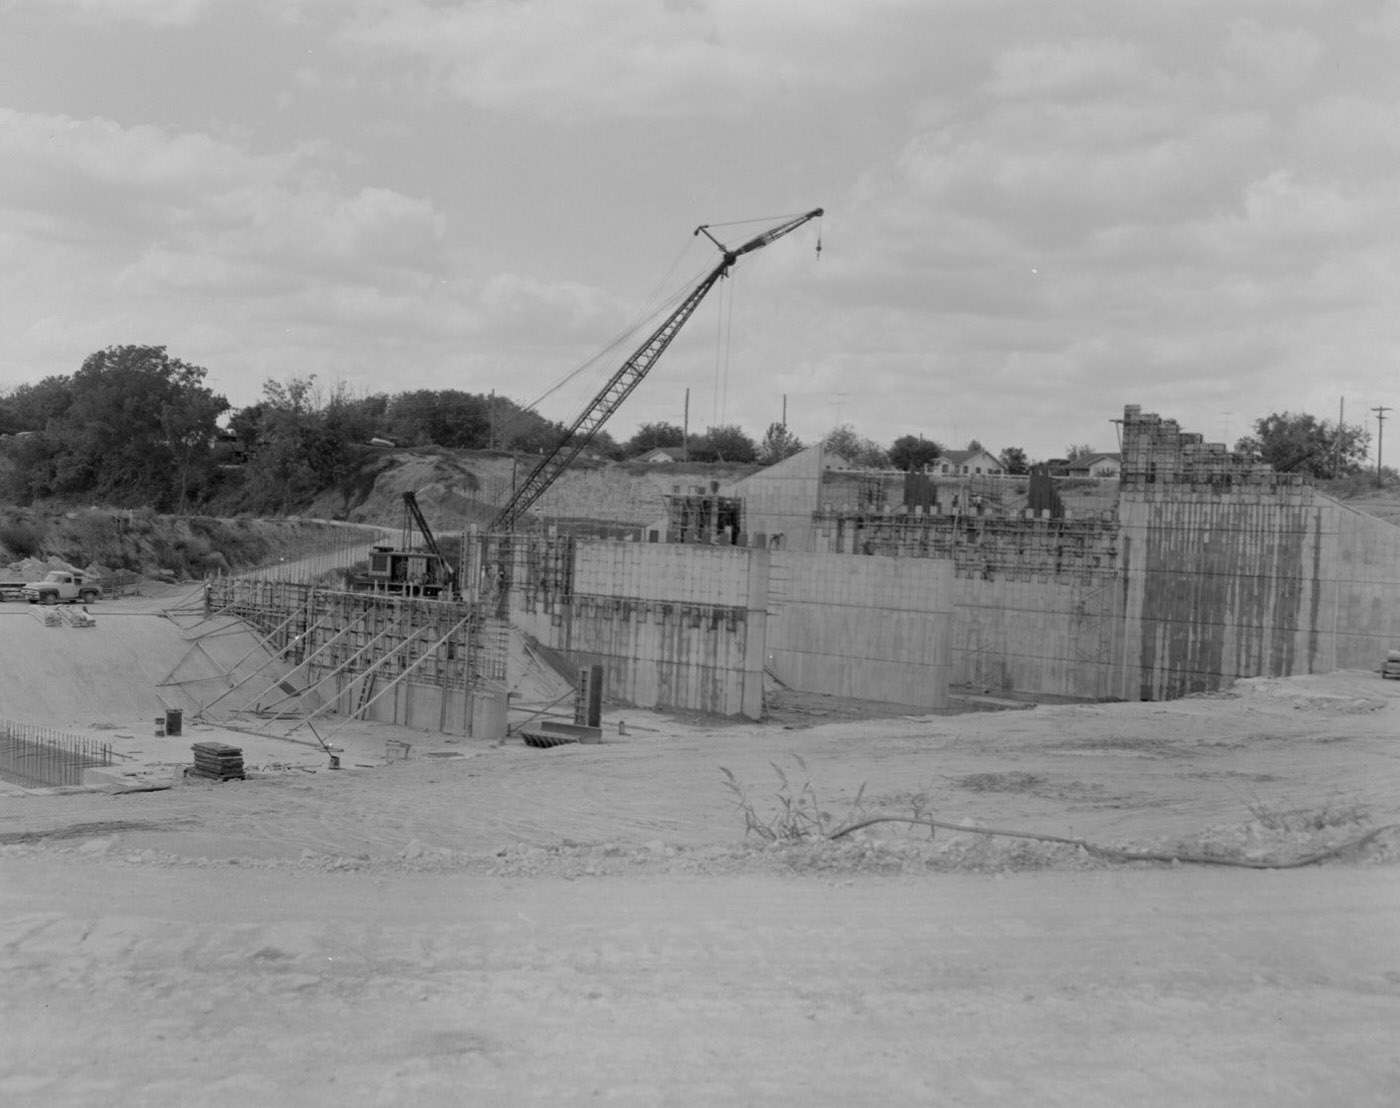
[350,491,461,599]
[488,207,824,533]
[401,491,461,598]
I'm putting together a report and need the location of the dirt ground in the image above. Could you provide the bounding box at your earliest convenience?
[3,602,1400,1104]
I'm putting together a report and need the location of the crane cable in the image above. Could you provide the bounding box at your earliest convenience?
[517,210,822,430]
[520,242,712,418]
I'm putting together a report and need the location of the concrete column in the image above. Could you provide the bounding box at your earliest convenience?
[741,546,769,720]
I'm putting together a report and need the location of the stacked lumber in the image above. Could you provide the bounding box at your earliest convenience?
[190,741,245,781]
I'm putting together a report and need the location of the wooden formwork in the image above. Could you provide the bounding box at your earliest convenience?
[202,577,508,734]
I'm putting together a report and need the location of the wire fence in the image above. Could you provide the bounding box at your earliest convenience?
[0,720,113,788]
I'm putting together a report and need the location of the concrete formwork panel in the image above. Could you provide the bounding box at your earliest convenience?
[953,575,1121,700]
[765,552,952,709]
[519,541,766,719]
[1117,491,1333,699]
[1325,498,1400,669]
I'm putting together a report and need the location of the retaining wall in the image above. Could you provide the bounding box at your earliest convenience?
[511,538,954,718]
[954,575,1120,700]
[765,552,951,708]
[512,542,767,719]
[1116,488,1331,698]
[1328,499,1400,670]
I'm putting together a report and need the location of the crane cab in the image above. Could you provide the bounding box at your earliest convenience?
[353,543,452,598]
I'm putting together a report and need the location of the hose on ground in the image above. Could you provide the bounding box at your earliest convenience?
[825,816,1400,869]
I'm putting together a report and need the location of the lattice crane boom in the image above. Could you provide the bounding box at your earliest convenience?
[488,207,823,533]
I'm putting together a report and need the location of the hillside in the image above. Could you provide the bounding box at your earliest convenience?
[304,448,759,534]
[0,509,372,585]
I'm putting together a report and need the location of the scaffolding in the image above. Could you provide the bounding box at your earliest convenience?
[166,577,509,734]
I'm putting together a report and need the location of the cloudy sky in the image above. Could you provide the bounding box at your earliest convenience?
[3,0,1398,461]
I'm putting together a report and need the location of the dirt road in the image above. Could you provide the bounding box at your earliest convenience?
[2,669,1399,1105]
[3,861,1397,1107]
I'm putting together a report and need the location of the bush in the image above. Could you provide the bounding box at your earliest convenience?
[0,519,45,559]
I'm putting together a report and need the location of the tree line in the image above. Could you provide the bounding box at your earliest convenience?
[0,345,1380,515]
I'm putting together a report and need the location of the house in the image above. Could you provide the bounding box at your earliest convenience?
[1066,452,1121,479]
[935,448,1004,477]
[637,447,680,463]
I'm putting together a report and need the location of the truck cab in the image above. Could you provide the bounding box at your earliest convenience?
[21,570,102,606]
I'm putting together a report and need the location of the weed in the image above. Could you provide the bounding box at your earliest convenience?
[719,759,947,843]
[1242,792,1372,832]
[719,756,868,842]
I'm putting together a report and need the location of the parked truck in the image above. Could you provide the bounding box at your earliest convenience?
[19,570,103,605]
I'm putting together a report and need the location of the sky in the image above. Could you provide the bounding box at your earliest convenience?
[2,0,1399,463]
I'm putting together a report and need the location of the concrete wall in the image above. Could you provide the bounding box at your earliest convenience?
[766,552,952,709]
[954,575,1120,700]
[944,486,1399,702]
[721,445,830,551]
[513,542,767,719]
[511,538,954,718]
[1116,488,1332,699]
[1320,497,1400,671]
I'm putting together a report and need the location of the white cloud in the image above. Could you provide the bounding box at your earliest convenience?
[329,0,920,119]
[1221,19,1323,95]
[6,0,1400,456]
[40,0,212,27]
[0,109,445,282]
[987,37,1152,101]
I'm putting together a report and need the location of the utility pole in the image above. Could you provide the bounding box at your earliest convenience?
[682,388,690,462]
[1334,398,1343,480]
[1373,406,1391,486]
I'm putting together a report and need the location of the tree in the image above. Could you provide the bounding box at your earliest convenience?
[1235,411,1371,478]
[624,421,685,456]
[498,402,565,454]
[998,446,1030,475]
[159,376,231,512]
[0,377,73,435]
[888,434,943,472]
[386,390,491,449]
[689,424,757,463]
[756,422,805,466]
[31,345,229,509]
[823,424,889,468]
[1064,443,1095,461]
[966,438,984,452]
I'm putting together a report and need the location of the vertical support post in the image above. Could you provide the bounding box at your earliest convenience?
[742,545,770,720]
[575,664,604,727]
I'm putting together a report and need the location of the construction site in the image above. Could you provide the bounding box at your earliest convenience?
[3,210,1399,1105]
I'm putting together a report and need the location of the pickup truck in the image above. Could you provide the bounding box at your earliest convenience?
[19,570,103,605]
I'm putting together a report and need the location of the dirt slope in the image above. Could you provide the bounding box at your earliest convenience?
[3,621,1399,1106]
[305,448,757,531]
